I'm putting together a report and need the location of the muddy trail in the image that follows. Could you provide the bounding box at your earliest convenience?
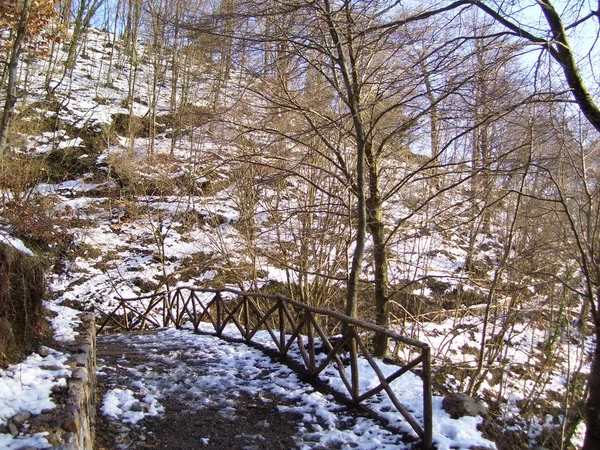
[95,331,302,449]
[94,329,406,450]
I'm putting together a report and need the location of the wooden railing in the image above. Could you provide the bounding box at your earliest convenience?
[97,287,433,450]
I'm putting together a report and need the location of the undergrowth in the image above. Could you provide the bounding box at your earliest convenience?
[0,243,51,367]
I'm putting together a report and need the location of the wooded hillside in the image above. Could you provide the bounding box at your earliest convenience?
[1,1,599,448]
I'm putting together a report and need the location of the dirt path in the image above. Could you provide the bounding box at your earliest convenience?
[95,331,303,450]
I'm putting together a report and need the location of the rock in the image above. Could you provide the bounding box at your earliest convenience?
[62,416,80,433]
[67,381,84,400]
[51,385,65,395]
[46,431,65,446]
[34,412,55,423]
[74,353,89,367]
[442,393,487,419]
[0,423,8,434]
[38,345,51,357]
[130,401,149,412]
[79,312,95,323]
[63,432,77,444]
[40,365,64,371]
[114,425,130,435]
[8,421,19,436]
[71,367,88,382]
[11,411,31,426]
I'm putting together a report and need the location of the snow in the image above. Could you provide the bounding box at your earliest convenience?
[0,352,70,422]
[0,231,34,256]
[0,432,52,449]
[44,301,81,343]
[0,350,71,448]
[196,323,496,449]
[101,388,162,424]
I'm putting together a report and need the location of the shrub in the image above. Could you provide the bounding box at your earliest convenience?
[0,154,46,194]
[2,196,76,265]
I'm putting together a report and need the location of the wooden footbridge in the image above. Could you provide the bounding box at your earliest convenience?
[97,287,433,450]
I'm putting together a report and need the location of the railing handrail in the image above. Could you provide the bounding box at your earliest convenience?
[115,286,431,349]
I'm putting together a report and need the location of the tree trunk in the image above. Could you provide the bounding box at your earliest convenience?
[345,133,367,319]
[169,2,181,154]
[211,0,234,113]
[366,143,389,356]
[320,0,367,319]
[584,326,600,449]
[0,0,32,162]
[345,149,367,319]
[536,0,600,134]
[61,0,73,24]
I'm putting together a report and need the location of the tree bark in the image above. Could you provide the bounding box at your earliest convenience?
[537,0,600,133]
[211,0,235,112]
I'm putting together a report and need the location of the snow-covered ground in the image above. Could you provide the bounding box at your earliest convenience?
[0,350,71,449]
[0,300,494,449]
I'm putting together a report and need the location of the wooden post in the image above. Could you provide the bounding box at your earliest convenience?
[306,310,316,376]
[191,291,199,332]
[164,291,178,327]
[349,327,360,403]
[215,293,223,336]
[244,296,251,340]
[422,345,433,450]
[175,290,181,326]
[123,302,130,330]
[278,299,285,353]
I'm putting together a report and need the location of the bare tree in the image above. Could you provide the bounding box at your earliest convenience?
[215,0,493,356]
[64,0,106,71]
[0,0,59,160]
[431,2,600,446]
[0,0,33,161]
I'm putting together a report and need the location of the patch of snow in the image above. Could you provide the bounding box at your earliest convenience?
[101,388,163,424]
[44,301,81,342]
[0,231,34,256]
[0,350,70,424]
[99,328,494,449]
[0,432,52,449]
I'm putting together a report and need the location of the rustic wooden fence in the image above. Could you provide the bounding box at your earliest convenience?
[97,287,433,450]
